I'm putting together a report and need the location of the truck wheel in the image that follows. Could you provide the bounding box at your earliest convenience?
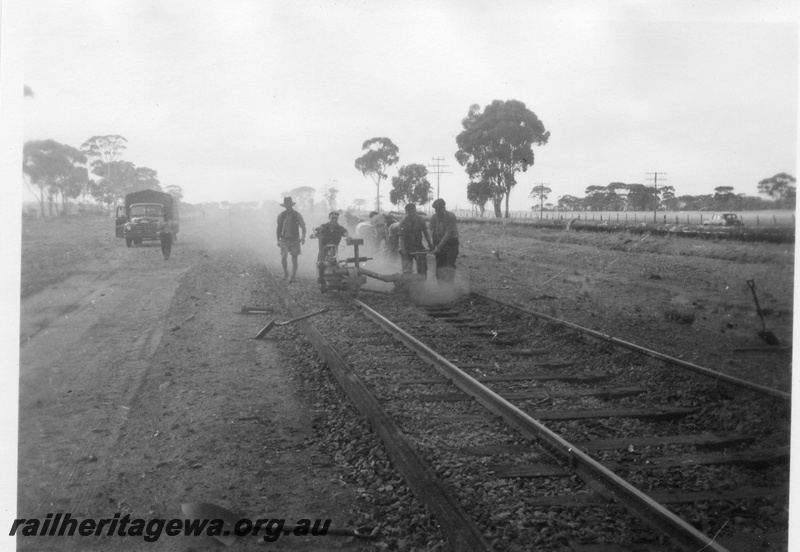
[125,238,132,247]
[134,239,142,245]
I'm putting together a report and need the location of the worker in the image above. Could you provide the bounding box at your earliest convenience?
[385,219,402,262]
[355,220,376,246]
[314,211,350,291]
[342,210,360,235]
[276,196,306,282]
[399,203,432,277]
[157,212,176,260]
[429,198,459,284]
[369,211,387,250]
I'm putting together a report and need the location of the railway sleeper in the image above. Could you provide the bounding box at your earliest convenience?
[414,386,646,402]
[399,371,612,385]
[425,310,462,318]
[524,485,788,506]
[459,433,758,457]
[436,406,698,424]
[487,446,789,478]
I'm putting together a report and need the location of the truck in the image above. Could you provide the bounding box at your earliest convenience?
[115,189,179,247]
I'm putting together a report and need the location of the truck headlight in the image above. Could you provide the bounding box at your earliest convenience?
[125,224,132,231]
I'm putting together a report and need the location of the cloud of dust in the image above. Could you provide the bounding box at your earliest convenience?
[409,273,471,306]
[182,209,472,303]
[182,207,329,279]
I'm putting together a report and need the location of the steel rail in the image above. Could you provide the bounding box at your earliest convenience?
[350,297,731,552]
[270,275,494,551]
[472,291,791,403]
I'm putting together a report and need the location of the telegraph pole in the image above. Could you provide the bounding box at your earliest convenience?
[646,172,666,223]
[427,157,452,199]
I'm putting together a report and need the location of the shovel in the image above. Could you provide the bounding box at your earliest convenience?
[181,502,378,546]
[255,308,329,339]
[746,280,780,345]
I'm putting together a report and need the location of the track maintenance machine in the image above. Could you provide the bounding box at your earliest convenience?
[312,236,425,295]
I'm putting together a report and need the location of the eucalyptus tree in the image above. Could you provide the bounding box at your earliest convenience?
[287,186,316,211]
[584,185,611,211]
[23,140,87,219]
[455,100,549,217]
[758,173,796,208]
[390,163,431,208]
[355,137,399,212]
[323,181,339,211]
[529,184,552,213]
[165,185,184,202]
[557,195,583,211]
[91,161,160,203]
[81,135,128,199]
[466,180,494,216]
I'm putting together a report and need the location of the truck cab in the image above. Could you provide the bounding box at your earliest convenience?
[115,189,179,247]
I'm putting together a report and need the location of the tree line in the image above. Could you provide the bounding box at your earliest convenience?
[352,99,795,217]
[536,174,796,213]
[22,134,183,219]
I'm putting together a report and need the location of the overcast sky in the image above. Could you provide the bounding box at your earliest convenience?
[11,0,800,211]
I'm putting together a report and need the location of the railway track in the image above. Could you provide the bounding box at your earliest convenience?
[263,274,790,552]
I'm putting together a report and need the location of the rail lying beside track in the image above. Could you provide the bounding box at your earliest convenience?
[472,291,791,403]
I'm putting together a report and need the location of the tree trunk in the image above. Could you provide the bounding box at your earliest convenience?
[38,187,46,221]
[492,197,503,218]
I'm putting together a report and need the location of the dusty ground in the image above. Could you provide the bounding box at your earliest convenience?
[454,222,793,392]
[14,210,793,551]
[17,213,371,551]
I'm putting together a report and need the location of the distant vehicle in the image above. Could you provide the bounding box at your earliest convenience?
[115,189,179,247]
[703,213,743,227]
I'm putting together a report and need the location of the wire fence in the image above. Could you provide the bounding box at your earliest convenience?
[451,209,795,227]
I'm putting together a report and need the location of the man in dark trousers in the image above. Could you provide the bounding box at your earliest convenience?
[314,211,350,291]
[429,198,459,284]
[276,196,306,282]
[398,203,432,277]
[157,212,176,260]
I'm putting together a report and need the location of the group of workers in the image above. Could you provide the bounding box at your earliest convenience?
[275,195,459,290]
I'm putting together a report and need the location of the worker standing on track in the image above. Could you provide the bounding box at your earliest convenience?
[429,198,459,285]
[398,203,432,277]
[314,211,350,292]
[276,196,306,282]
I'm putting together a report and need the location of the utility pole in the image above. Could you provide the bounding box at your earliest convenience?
[427,157,452,200]
[646,172,666,223]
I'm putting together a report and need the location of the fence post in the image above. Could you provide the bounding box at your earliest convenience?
[773,215,777,226]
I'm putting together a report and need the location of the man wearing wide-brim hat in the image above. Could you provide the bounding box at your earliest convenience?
[276,196,306,282]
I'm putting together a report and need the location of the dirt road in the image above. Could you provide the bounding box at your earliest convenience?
[17,216,366,551]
